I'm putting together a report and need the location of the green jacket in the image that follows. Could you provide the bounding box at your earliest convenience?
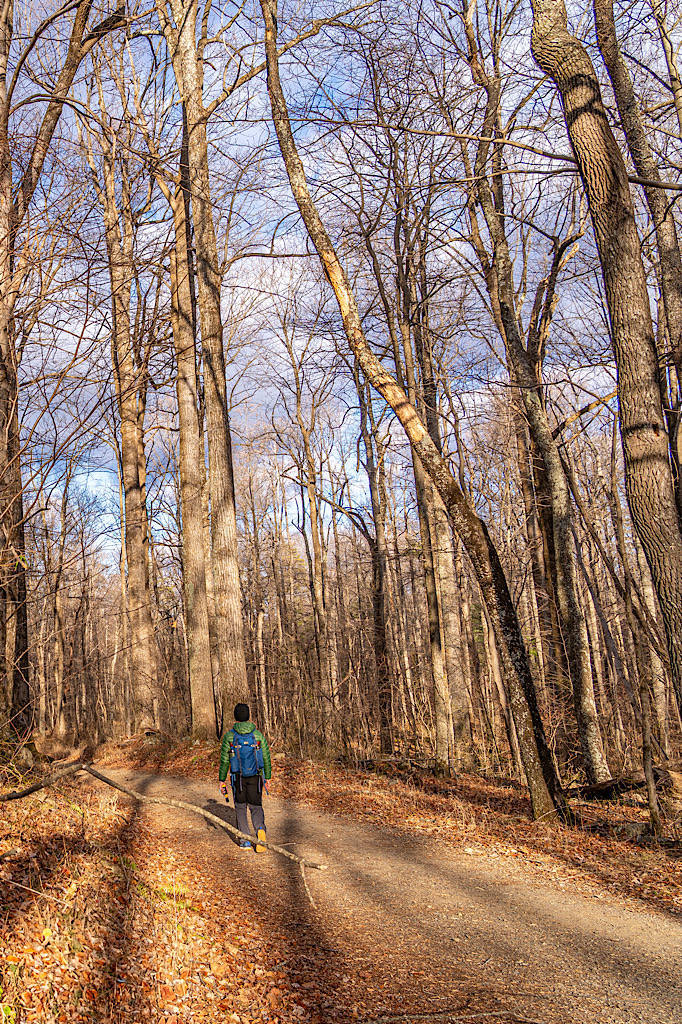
[219,721,272,782]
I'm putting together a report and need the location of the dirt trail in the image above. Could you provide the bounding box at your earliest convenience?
[98,768,682,1024]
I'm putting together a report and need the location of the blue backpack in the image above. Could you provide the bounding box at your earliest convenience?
[229,730,264,780]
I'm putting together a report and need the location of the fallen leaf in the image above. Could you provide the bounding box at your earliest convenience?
[159,983,175,1003]
[268,987,282,1007]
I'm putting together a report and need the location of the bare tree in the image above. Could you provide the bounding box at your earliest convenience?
[530,0,682,724]
[153,0,248,712]
[260,0,566,819]
[0,0,126,731]
[80,67,162,729]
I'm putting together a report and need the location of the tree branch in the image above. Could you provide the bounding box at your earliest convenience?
[0,762,328,872]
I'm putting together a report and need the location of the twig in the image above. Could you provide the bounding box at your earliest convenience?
[0,760,86,801]
[300,861,317,908]
[3,878,70,908]
[82,766,328,871]
[364,1015,544,1024]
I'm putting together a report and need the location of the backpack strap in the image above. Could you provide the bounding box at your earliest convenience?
[256,738,263,791]
[230,731,244,792]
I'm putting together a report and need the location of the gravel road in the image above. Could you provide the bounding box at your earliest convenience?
[98,768,682,1024]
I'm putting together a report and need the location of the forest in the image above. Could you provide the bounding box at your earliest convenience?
[0,0,682,837]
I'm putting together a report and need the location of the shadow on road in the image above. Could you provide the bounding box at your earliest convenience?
[0,773,144,1021]
[202,795,239,839]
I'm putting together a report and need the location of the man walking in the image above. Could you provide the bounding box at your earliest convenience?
[219,703,272,852]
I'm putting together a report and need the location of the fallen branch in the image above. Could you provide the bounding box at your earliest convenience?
[0,759,85,801]
[3,878,70,908]
[82,766,328,871]
[570,763,682,801]
[363,1012,545,1024]
[299,860,316,908]
[0,762,328,874]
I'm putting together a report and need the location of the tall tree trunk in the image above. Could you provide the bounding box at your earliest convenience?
[462,47,609,783]
[331,504,350,711]
[609,422,662,831]
[155,0,248,717]
[115,462,131,737]
[634,539,669,754]
[188,112,247,715]
[169,184,215,737]
[593,0,682,371]
[300,433,333,726]
[432,501,472,766]
[355,367,392,754]
[412,240,470,762]
[46,481,70,739]
[247,480,271,735]
[261,0,566,820]
[87,123,158,731]
[10,480,30,733]
[147,107,217,738]
[510,391,554,694]
[593,0,682,516]
[531,0,682,725]
[483,601,524,780]
[396,260,450,769]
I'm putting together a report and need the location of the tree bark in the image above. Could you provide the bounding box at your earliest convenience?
[354,368,393,753]
[608,420,662,832]
[593,0,682,519]
[634,539,669,754]
[412,242,470,764]
[168,182,215,738]
[593,0,682,378]
[396,247,451,769]
[84,110,159,730]
[461,43,609,783]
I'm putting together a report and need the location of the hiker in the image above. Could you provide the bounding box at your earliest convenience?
[219,703,272,852]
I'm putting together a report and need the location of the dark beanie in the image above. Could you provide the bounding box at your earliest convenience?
[234,703,250,722]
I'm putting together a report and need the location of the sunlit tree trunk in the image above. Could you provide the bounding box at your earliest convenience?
[634,540,669,754]
[261,0,565,820]
[168,185,215,737]
[141,100,216,737]
[461,32,609,783]
[354,366,392,753]
[396,262,451,769]
[593,0,682,517]
[82,102,159,730]
[412,240,471,763]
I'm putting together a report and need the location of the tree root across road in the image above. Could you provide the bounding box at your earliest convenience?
[4,764,682,1024]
